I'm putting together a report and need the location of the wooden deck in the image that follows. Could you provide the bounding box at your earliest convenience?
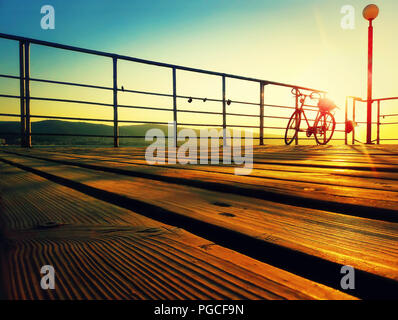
[0,145,398,300]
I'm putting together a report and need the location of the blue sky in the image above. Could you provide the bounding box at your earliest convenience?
[0,0,300,71]
[1,0,393,88]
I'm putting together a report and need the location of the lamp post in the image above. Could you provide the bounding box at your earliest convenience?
[363,4,379,144]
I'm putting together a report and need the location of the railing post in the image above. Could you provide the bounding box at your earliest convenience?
[377,100,380,145]
[259,82,264,146]
[366,20,374,145]
[295,88,299,145]
[19,41,26,147]
[113,57,119,147]
[24,41,31,148]
[222,75,227,146]
[172,68,177,148]
[352,99,356,145]
[344,97,348,145]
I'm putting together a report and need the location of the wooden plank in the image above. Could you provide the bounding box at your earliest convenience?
[25,149,398,192]
[1,152,397,289]
[0,162,353,300]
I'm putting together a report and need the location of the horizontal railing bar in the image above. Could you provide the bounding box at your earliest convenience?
[178,109,223,115]
[380,114,398,117]
[30,77,112,91]
[263,115,291,120]
[372,97,398,102]
[117,104,172,112]
[224,99,259,106]
[118,120,170,125]
[177,123,223,127]
[178,96,221,103]
[0,113,20,117]
[119,136,159,138]
[263,104,295,109]
[264,126,286,130]
[354,121,379,124]
[119,87,173,98]
[347,96,364,101]
[31,132,114,138]
[30,115,113,122]
[226,124,259,128]
[29,117,171,126]
[227,112,258,118]
[119,136,263,139]
[0,74,115,91]
[178,96,260,106]
[261,137,284,139]
[0,32,325,93]
[379,122,398,125]
[0,92,294,112]
[348,97,398,103]
[0,74,19,80]
[0,94,20,99]
[30,96,114,107]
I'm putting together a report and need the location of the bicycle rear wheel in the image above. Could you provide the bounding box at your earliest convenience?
[313,112,336,145]
[285,110,301,145]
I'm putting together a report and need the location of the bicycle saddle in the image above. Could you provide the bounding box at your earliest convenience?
[317,98,337,112]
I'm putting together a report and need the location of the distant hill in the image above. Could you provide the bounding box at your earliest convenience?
[0,120,281,146]
[0,120,169,146]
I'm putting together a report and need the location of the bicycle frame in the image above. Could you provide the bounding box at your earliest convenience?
[295,94,320,131]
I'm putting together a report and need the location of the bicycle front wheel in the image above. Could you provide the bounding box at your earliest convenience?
[314,112,336,145]
[285,110,301,145]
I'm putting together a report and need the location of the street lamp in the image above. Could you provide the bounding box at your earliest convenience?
[363,4,379,144]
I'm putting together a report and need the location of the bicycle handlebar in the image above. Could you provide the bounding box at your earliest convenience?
[291,88,322,101]
[310,92,321,100]
[291,88,302,96]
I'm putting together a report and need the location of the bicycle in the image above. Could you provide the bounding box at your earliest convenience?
[284,88,337,145]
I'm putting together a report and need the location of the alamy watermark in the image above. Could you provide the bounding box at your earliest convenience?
[145,122,253,176]
[40,5,55,30]
[40,265,55,289]
[340,5,355,30]
[340,265,355,290]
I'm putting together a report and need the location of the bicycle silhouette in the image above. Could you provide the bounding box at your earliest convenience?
[285,89,337,145]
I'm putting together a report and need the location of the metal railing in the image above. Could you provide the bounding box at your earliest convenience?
[346,96,398,144]
[0,33,339,147]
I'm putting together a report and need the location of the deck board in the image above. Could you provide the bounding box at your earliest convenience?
[1,145,398,299]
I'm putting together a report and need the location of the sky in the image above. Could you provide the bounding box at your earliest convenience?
[0,0,397,142]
